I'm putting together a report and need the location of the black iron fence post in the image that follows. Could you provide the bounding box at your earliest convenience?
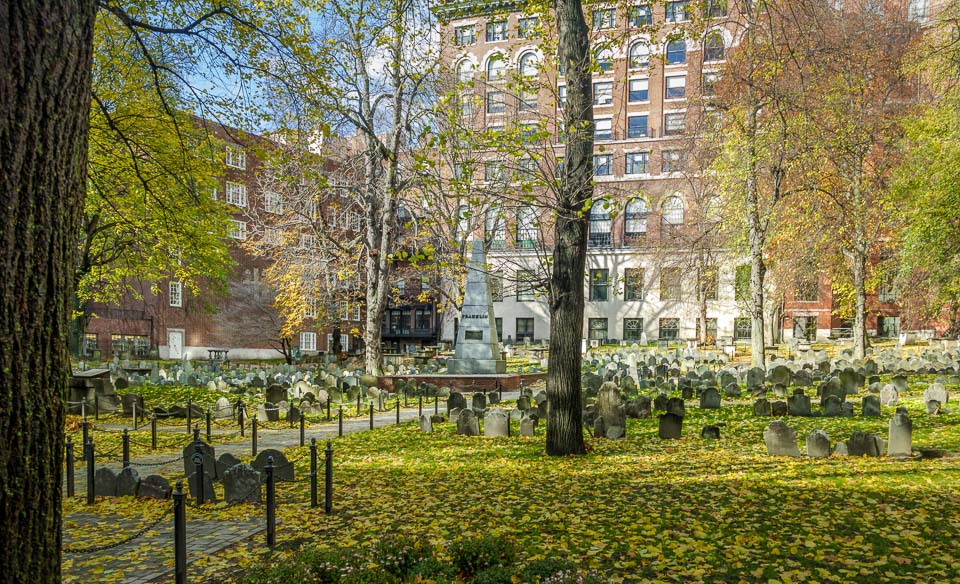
[132,401,136,431]
[206,409,211,443]
[434,395,438,414]
[338,407,343,437]
[356,393,361,416]
[324,440,333,514]
[252,417,258,457]
[396,399,400,425]
[193,441,204,506]
[310,438,318,508]
[186,399,193,434]
[173,481,186,584]
[265,456,276,548]
[66,437,75,497]
[85,437,95,505]
[299,415,305,447]
[238,401,245,438]
[369,403,374,430]
[419,395,423,417]
[122,429,130,469]
[82,420,89,447]
[95,394,100,422]
[151,414,157,450]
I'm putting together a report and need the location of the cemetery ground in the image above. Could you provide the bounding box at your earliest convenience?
[62,375,960,584]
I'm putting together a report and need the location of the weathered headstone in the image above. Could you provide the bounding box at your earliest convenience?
[666,397,685,418]
[924,383,949,406]
[926,400,941,415]
[93,467,118,497]
[822,395,844,417]
[214,397,233,419]
[701,425,720,439]
[223,464,262,503]
[833,441,848,456]
[888,411,912,457]
[658,413,683,439]
[266,384,286,405]
[520,416,537,436]
[448,391,467,413]
[880,384,898,407]
[787,391,812,417]
[419,414,433,433]
[252,449,294,482]
[456,409,480,436]
[484,409,509,437]
[700,387,721,409]
[806,429,831,458]
[120,393,144,418]
[517,395,532,411]
[771,401,788,417]
[596,382,626,438]
[117,467,140,497]
[763,421,801,457]
[861,395,881,417]
[653,393,669,412]
[847,431,883,457]
[753,398,772,417]
[216,453,242,479]
[139,475,172,499]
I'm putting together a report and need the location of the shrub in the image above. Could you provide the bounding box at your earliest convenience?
[372,534,434,577]
[297,548,349,583]
[541,570,606,584]
[408,557,458,580]
[472,566,514,584]
[518,559,579,583]
[237,563,311,584]
[339,569,398,584]
[449,535,518,577]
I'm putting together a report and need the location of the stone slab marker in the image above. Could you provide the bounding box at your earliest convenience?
[764,421,801,457]
[483,409,509,437]
[888,411,912,457]
[447,240,506,374]
[806,430,831,458]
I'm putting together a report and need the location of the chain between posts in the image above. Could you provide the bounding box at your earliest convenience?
[63,507,173,555]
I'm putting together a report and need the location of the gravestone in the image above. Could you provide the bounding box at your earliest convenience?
[214,397,233,419]
[188,468,216,503]
[753,398,772,417]
[806,429,831,458]
[926,399,941,414]
[653,393,669,411]
[223,464,262,503]
[700,388,721,409]
[888,411,912,457]
[487,391,500,405]
[880,384,898,407]
[139,475,171,499]
[484,410,509,437]
[520,416,537,436]
[593,416,606,439]
[701,425,720,439]
[596,383,626,438]
[216,453,242,479]
[182,441,217,481]
[266,384,286,405]
[822,395,844,417]
[924,383,948,406]
[840,369,861,394]
[449,407,462,423]
[769,365,791,386]
[787,391,812,417]
[419,414,433,433]
[819,380,845,406]
[117,467,140,497]
[847,431,883,457]
[658,413,683,439]
[252,449,294,482]
[429,413,445,424]
[763,421,801,457]
[456,409,480,436]
[771,401,788,417]
[724,383,741,398]
[891,374,909,393]
[747,367,766,389]
[448,240,506,374]
[626,396,652,419]
[833,442,848,456]
[861,395,881,417]
[447,392,467,413]
[121,393,144,418]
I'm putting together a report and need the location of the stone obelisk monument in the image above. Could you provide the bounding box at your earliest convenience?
[448,239,506,374]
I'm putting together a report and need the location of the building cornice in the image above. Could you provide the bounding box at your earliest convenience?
[433,0,529,23]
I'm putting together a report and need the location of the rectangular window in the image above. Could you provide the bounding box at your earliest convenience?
[593,81,613,106]
[696,318,719,341]
[626,152,649,175]
[460,94,475,117]
[306,296,317,318]
[878,276,897,303]
[702,72,719,97]
[624,318,645,341]
[594,118,612,141]
[628,78,649,102]
[486,21,508,42]
[665,75,686,99]
[169,281,182,307]
[703,270,719,300]
[518,17,539,38]
[264,191,283,214]
[484,161,504,182]
[226,181,247,207]
[516,207,537,248]
[705,0,727,17]
[337,300,349,321]
[735,264,751,303]
[588,318,609,342]
[415,308,431,330]
[878,316,901,338]
[211,187,219,201]
[229,219,247,240]
[455,25,476,46]
[516,318,535,342]
[624,268,644,300]
[592,8,616,29]
[111,334,149,358]
[627,115,649,138]
[490,275,504,301]
[664,112,686,136]
[660,268,682,301]
[659,318,680,340]
[519,91,538,111]
[300,232,316,248]
[665,0,689,22]
[661,150,684,173]
[734,317,752,340]
[593,154,613,176]
[486,91,505,114]
[589,269,609,301]
[629,4,652,26]
[300,331,317,351]
[516,270,535,301]
[558,85,567,107]
[225,145,246,169]
[265,227,281,245]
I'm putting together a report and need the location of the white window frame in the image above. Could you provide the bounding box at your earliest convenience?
[229,219,248,240]
[338,300,349,321]
[352,304,361,321]
[300,331,317,351]
[169,281,183,307]
[264,191,283,214]
[225,145,246,169]
[593,81,613,106]
[226,181,247,207]
[665,75,687,100]
[306,296,317,318]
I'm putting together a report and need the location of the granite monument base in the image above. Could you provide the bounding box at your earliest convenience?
[447,358,507,374]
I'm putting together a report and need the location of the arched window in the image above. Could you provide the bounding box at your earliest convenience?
[665,39,686,65]
[628,42,650,69]
[625,198,649,240]
[487,54,506,80]
[704,196,721,224]
[595,47,614,73]
[661,195,684,227]
[519,52,539,77]
[589,201,612,248]
[456,60,475,83]
[704,32,725,62]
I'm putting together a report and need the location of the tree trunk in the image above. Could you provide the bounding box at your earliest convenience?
[546,0,591,457]
[1,1,95,580]
[697,264,708,345]
[331,324,342,356]
[852,249,868,359]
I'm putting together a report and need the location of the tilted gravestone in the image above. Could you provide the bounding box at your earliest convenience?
[861,395,881,417]
[847,431,883,457]
[658,413,683,439]
[139,475,171,499]
[806,429,831,458]
[764,421,801,457]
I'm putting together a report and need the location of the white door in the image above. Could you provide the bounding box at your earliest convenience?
[168,330,184,359]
